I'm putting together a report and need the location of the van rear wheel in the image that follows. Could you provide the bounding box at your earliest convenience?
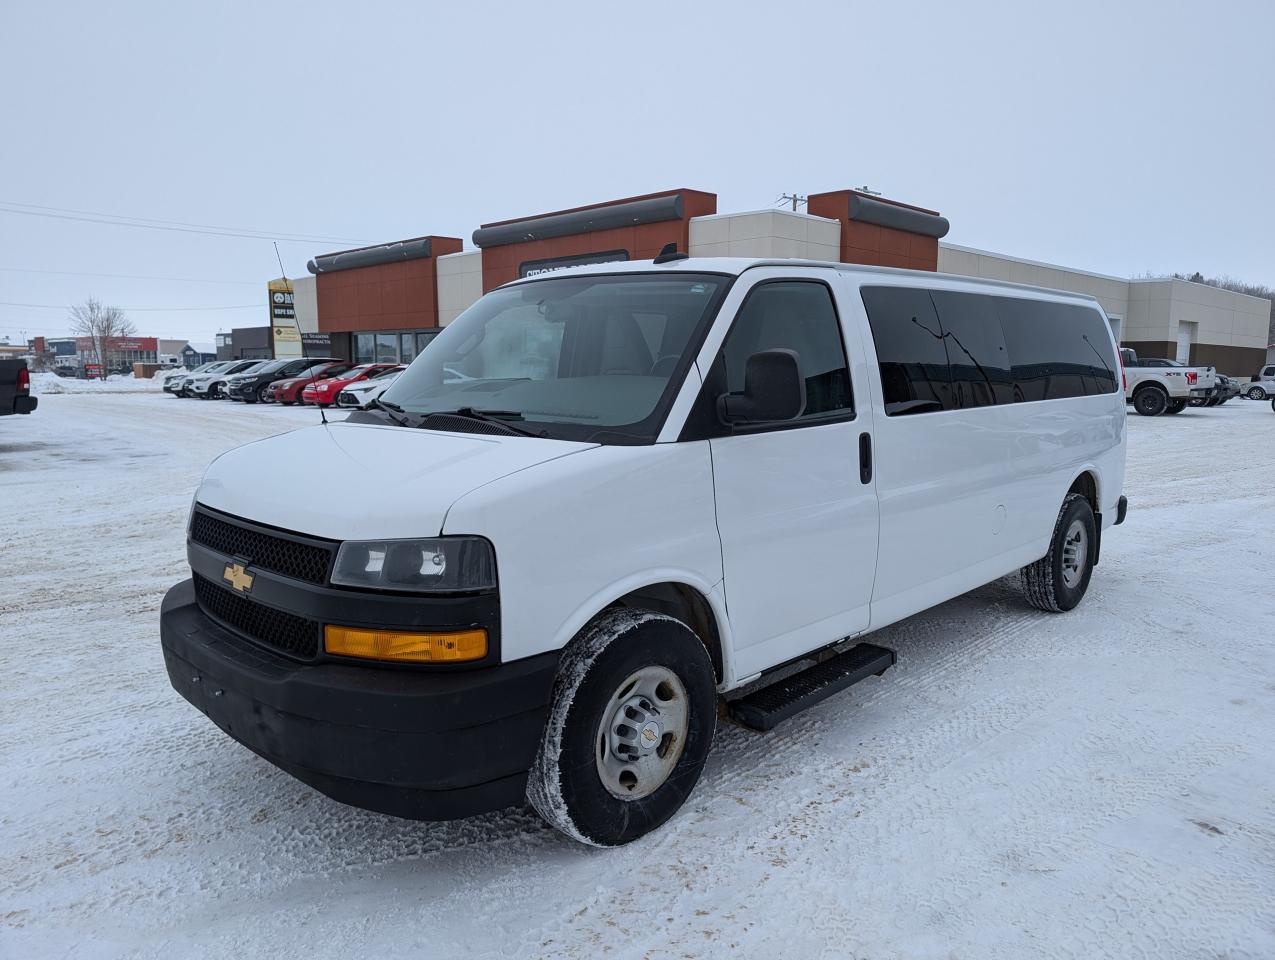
[527,609,716,846]
[1021,493,1096,613]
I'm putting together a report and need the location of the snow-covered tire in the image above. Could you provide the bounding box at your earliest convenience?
[527,608,717,847]
[1132,385,1168,416]
[1021,493,1096,613]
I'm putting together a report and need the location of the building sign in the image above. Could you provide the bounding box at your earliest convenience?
[518,249,630,279]
[269,284,296,322]
[75,336,159,353]
[301,332,331,356]
[268,278,302,359]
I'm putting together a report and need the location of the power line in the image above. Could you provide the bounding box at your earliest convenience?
[0,201,367,245]
[0,266,261,286]
[0,300,259,312]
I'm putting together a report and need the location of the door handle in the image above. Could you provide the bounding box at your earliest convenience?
[858,432,872,484]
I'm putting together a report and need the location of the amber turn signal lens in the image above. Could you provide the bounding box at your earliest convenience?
[324,625,488,663]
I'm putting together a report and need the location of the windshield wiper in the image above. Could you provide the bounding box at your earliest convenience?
[371,397,412,427]
[423,407,546,438]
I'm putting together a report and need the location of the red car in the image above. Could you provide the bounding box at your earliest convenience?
[267,362,356,405]
[302,363,403,406]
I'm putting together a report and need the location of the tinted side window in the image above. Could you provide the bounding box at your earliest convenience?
[861,286,953,415]
[719,280,853,421]
[1071,305,1120,394]
[996,299,1115,400]
[929,291,1013,407]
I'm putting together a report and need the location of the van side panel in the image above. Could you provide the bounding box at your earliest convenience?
[441,442,728,675]
[841,275,1126,627]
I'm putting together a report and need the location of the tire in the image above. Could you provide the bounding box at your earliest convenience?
[1021,493,1096,613]
[249,383,270,404]
[528,608,717,847]
[1164,399,1187,415]
[1247,386,1267,400]
[1132,385,1168,416]
[1270,398,1275,413]
[282,400,295,406]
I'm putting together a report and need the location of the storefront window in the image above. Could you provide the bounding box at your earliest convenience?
[376,333,398,362]
[399,333,416,364]
[416,330,439,356]
[355,333,376,363]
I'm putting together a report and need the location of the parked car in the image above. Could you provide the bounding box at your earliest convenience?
[225,357,340,404]
[162,258,1129,847]
[1249,363,1275,383]
[0,359,36,416]
[333,366,406,409]
[1190,373,1241,406]
[1120,350,1216,415]
[187,359,268,399]
[163,361,223,396]
[1242,374,1275,401]
[302,363,401,406]
[267,362,357,405]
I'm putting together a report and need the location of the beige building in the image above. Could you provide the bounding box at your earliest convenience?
[938,244,1270,375]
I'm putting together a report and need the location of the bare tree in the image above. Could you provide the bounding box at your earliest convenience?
[68,298,136,374]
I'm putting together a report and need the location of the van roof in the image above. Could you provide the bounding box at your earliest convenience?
[504,256,1104,307]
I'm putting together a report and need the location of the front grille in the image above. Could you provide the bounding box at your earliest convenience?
[194,574,319,659]
[190,509,333,585]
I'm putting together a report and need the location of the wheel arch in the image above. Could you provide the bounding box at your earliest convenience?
[1067,468,1100,515]
[549,572,733,689]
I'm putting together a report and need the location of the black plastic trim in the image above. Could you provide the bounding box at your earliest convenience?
[848,194,950,239]
[473,194,684,249]
[1115,495,1128,525]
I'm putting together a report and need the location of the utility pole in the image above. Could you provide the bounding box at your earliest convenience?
[777,193,807,212]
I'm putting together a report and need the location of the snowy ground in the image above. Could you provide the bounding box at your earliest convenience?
[3,395,1274,960]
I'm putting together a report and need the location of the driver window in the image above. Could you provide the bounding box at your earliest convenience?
[720,280,854,421]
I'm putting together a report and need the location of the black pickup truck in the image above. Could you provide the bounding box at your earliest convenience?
[0,359,38,416]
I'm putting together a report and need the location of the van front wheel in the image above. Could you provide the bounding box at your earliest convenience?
[1021,493,1096,613]
[527,609,717,846]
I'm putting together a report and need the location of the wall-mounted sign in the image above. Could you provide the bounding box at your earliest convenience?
[518,249,629,279]
[301,332,331,356]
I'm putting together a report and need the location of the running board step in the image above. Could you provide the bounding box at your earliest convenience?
[728,643,896,732]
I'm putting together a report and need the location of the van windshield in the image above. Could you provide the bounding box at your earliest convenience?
[381,273,730,443]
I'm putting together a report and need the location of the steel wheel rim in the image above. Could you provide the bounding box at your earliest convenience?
[1060,519,1088,588]
[596,665,689,801]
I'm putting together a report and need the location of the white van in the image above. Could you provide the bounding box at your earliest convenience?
[161,257,1128,846]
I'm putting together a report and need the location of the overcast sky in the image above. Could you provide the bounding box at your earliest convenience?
[2,0,1272,344]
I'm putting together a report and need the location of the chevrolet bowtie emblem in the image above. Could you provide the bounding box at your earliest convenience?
[223,562,254,594]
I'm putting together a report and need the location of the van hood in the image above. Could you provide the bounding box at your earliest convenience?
[196,421,597,541]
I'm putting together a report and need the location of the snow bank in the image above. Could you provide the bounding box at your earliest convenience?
[30,371,166,395]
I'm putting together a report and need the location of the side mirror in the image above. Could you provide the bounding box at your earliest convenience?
[717,348,806,424]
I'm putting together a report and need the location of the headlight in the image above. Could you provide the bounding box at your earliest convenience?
[331,537,496,593]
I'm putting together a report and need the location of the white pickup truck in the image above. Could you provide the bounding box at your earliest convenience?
[1120,349,1217,416]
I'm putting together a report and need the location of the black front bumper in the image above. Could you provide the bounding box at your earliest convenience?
[161,580,559,820]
